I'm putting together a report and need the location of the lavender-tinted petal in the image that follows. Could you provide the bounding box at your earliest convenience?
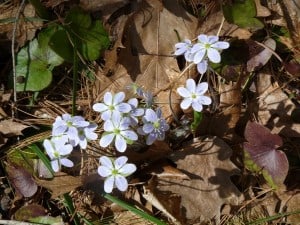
[43,139,54,159]
[132,108,144,117]
[175,42,187,48]
[51,160,59,172]
[103,120,114,132]
[116,103,131,113]
[207,48,221,63]
[174,47,187,56]
[208,35,219,44]
[143,123,154,134]
[193,48,206,64]
[196,82,209,95]
[104,176,114,193]
[128,98,138,107]
[62,113,71,121]
[197,60,208,75]
[100,133,115,147]
[180,98,192,110]
[103,92,113,105]
[177,87,191,98]
[101,110,112,121]
[144,109,157,122]
[93,103,108,112]
[186,79,196,92]
[114,156,128,170]
[190,43,203,53]
[119,164,137,175]
[60,158,74,168]
[146,134,156,145]
[198,34,209,43]
[98,166,112,177]
[115,135,127,152]
[100,156,113,169]
[199,96,212,105]
[79,138,87,149]
[57,144,73,155]
[191,101,203,112]
[113,92,125,105]
[121,130,138,141]
[211,41,230,49]
[52,125,67,136]
[115,175,128,192]
[84,128,98,140]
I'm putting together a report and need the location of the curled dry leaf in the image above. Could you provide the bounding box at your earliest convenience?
[157,137,242,223]
[0,119,28,136]
[6,163,38,198]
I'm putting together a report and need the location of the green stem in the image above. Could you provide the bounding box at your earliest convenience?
[63,193,81,225]
[72,46,78,116]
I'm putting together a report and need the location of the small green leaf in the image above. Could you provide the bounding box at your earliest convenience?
[223,0,264,30]
[191,111,203,133]
[49,29,74,62]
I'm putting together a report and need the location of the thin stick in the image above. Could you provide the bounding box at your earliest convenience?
[217,16,225,37]
[11,0,26,118]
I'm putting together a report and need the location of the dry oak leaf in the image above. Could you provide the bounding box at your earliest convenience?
[94,0,200,118]
[0,119,28,136]
[157,136,242,223]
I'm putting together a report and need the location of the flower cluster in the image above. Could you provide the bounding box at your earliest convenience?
[43,113,98,172]
[174,34,229,74]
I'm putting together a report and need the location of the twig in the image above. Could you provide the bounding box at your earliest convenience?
[11,0,26,118]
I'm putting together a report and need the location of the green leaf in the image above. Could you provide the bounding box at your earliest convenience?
[49,29,74,62]
[223,0,264,29]
[191,111,203,133]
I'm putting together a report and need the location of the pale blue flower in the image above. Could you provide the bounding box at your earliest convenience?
[100,113,138,152]
[98,156,136,193]
[177,79,212,112]
[93,92,131,121]
[174,39,194,62]
[43,138,74,172]
[126,98,144,126]
[138,108,169,145]
[191,34,229,64]
[75,123,98,149]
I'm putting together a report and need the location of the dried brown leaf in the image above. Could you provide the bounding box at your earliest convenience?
[157,137,242,223]
[36,172,82,198]
[0,119,28,136]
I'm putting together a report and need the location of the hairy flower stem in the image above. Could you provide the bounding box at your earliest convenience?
[72,46,78,116]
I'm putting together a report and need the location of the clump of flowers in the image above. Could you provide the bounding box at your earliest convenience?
[174,34,229,74]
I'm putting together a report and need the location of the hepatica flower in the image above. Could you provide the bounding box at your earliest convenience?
[100,113,138,152]
[98,156,136,193]
[138,108,169,145]
[177,79,212,112]
[93,92,131,121]
[174,39,194,62]
[43,138,74,172]
[126,98,144,126]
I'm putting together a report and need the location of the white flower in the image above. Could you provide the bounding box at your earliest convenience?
[99,113,138,152]
[125,98,144,126]
[43,138,74,172]
[191,34,229,64]
[98,156,136,193]
[93,92,131,121]
[177,79,212,112]
[75,123,98,149]
[138,108,169,145]
[174,39,194,62]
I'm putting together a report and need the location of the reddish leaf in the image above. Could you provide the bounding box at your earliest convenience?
[6,163,38,198]
[243,121,289,185]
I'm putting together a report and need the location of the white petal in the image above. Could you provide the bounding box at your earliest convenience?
[211,41,230,49]
[103,92,113,105]
[186,79,196,92]
[100,133,115,147]
[132,108,144,117]
[184,51,194,62]
[177,87,190,98]
[115,135,127,152]
[193,48,206,64]
[85,130,98,140]
[191,101,203,112]
[128,98,138,107]
[115,175,128,192]
[101,110,112,121]
[119,164,136,175]
[60,158,74,168]
[207,48,221,63]
[196,82,208,95]
[67,126,78,139]
[103,120,114,132]
[198,34,209,43]
[199,96,212,105]
[174,47,187,56]
[113,92,125,105]
[100,156,113,169]
[98,166,112,177]
[114,156,128,170]
[51,160,59,172]
[116,103,131,113]
[180,98,192,110]
[145,109,157,122]
[62,114,71,121]
[121,130,138,141]
[143,123,154,134]
[191,43,204,53]
[104,176,115,193]
[43,139,54,158]
[208,35,219,44]
[52,125,67,136]
[57,144,73,155]
[79,138,87,149]
[93,103,108,112]
[197,60,208,75]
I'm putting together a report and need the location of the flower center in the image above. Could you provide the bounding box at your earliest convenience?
[191,93,197,99]
[153,121,160,129]
[78,130,84,136]
[113,128,120,134]
[109,105,115,111]
[54,150,60,158]
[111,169,119,175]
[204,43,211,49]
[66,121,73,127]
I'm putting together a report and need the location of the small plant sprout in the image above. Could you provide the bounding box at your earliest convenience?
[98,156,136,193]
[93,91,131,121]
[138,108,169,145]
[177,79,212,112]
[43,138,74,172]
[100,113,138,152]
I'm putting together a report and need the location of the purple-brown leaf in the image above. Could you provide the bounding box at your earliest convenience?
[6,163,38,198]
[243,121,289,185]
